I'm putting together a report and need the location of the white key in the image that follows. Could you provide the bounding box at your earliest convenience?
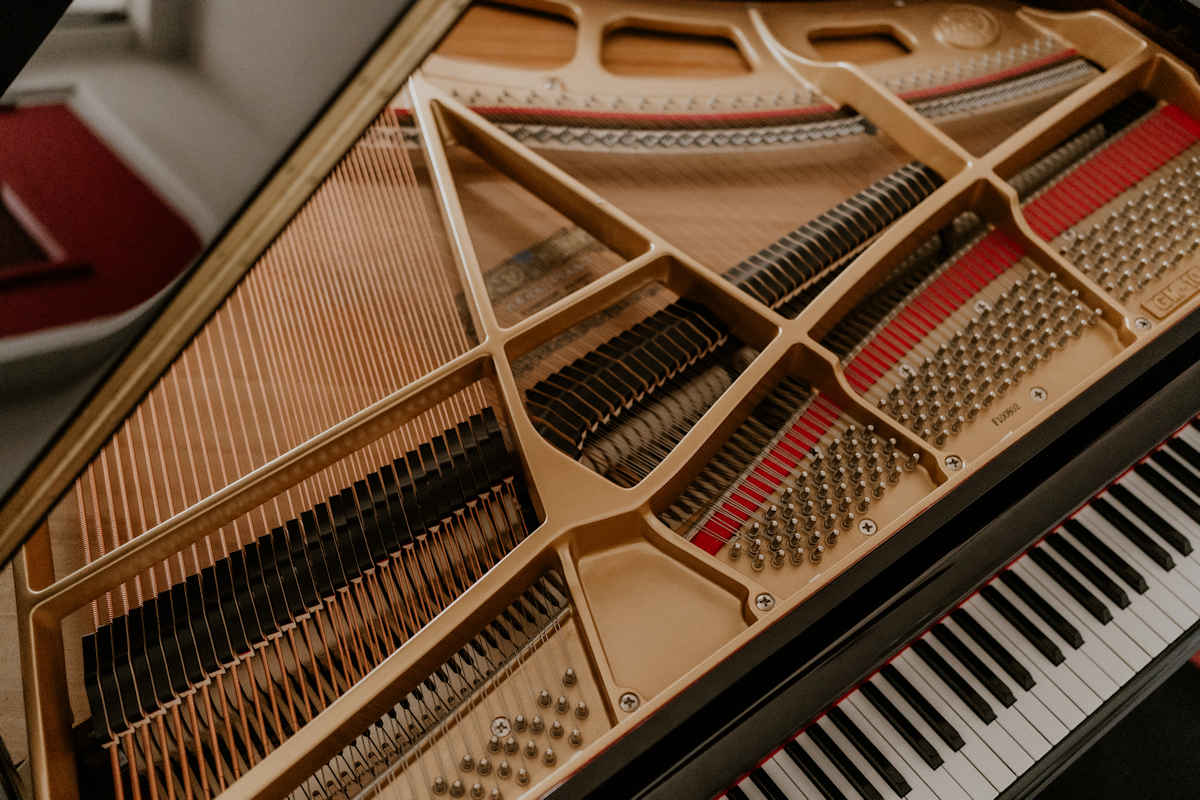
[795,732,862,799]
[965,595,1102,716]
[988,579,1120,700]
[923,631,1051,761]
[1178,425,1200,451]
[955,604,1087,730]
[1057,525,1185,643]
[820,715,924,800]
[762,755,813,799]
[896,651,1019,789]
[840,695,940,800]
[945,613,1072,746]
[1079,507,1200,621]
[1035,541,1165,661]
[844,693,969,800]
[738,776,771,800]
[1122,471,1200,540]
[1017,551,1150,670]
[872,675,995,800]
[772,749,830,800]
[1105,491,1200,595]
[1010,559,1138,682]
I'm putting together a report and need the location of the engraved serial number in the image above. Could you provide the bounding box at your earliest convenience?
[991,403,1020,427]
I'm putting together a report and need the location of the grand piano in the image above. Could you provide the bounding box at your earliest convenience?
[2,2,1200,799]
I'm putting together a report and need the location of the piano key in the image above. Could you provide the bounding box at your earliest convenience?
[964,596,1101,717]
[859,682,943,770]
[1008,560,1139,681]
[1045,531,1130,609]
[997,570,1084,649]
[920,633,1051,762]
[942,614,1071,745]
[843,695,962,800]
[1108,484,1192,556]
[989,578,1121,697]
[978,585,1064,666]
[869,678,994,800]
[1028,546,1112,623]
[879,665,965,751]
[808,722,884,800]
[1150,450,1200,498]
[1133,462,1200,529]
[948,609,1034,691]
[762,756,815,800]
[892,654,1016,792]
[1121,470,1200,540]
[1079,508,1200,620]
[750,768,791,800]
[1104,489,1200,595]
[729,785,754,800]
[911,640,996,724]
[1062,518,1149,593]
[1166,437,1200,476]
[1055,521,1184,644]
[1185,420,1200,448]
[897,648,1027,782]
[1092,497,1175,571]
[1030,544,1158,669]
[930,624,1015,707]
[784,738,849,800]
[825,708,917,799]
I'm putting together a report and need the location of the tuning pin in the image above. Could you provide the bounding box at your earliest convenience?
[810,545,825,564]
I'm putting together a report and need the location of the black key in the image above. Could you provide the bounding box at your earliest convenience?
[860,683,943,769]
[828,706,912,796]
[980,584,1065,665]
[1136,462,1200,526]
[727,786,750,800]
[1046,532,1131,609]
[1063,519,1149,593]
[931,623,1016,707]
[1030,547,1113,624]
[998,570,1085,649]
[809,724,884,800]
[1167,437,1200,475]
[784,740,848,800]
[912,639,996,723]
[1152,449,1200,499]
[1110,484,1192,556]
[950,608,1036,691]
[1093,497,1175,571]
[749,768,790,800]
[880,665,965,750]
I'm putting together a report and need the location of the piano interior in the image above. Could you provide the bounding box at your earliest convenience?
[6,1,1200,799]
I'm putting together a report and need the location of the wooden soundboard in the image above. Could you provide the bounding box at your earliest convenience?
[4,2,1200,799]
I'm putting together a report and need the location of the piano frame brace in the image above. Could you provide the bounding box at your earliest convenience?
[556,302,1200,800]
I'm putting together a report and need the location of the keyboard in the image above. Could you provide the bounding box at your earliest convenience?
[723,418,1200,800]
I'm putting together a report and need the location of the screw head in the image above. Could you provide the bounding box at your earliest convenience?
[945,454,964,471]
[618,692,639,712]
[490,717,511,737]
[858,518,878,536]
[1030,386,1047,402]
[755,592,775,611]
[1134,317,1152,331]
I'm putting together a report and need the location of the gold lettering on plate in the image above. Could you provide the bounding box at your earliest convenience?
[1144,264,1200,320]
